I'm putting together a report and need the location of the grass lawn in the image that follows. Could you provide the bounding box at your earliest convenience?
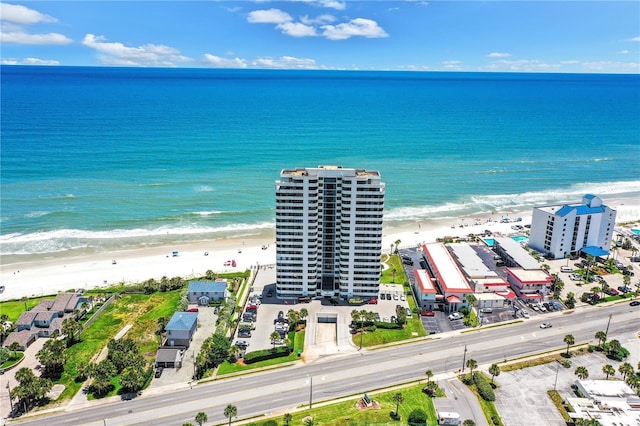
[55,290,180,401]
[249,382,438,426]
[217,331,306,376]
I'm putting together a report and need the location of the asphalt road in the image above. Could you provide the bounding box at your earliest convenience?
[10,302,639,426]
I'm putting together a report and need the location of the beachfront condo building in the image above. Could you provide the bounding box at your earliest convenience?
[528,194,616,259]
[275,166,385,300]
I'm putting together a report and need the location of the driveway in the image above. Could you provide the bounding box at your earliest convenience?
[1,337,47,419]
[434,376,488,426]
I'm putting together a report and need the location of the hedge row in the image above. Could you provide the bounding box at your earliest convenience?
[373,321,402,330]
[244,347,291,364]
[474,372,496,401]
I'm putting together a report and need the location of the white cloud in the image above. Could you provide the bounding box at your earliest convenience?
[82,34,192,67]
[1,31,71,44]
[0,3,57,25]
[441,60,462,70]
[482,59,559,72]
[277,22,317,37]
[617,50,630,55]
[0,3,71,45]
[300,14,335,25]
[629,36,640,42]
[316,0,346,10]
[322,18,388,40]
[487,52,511,58]
[581,61,639,73]
[252,55,319,69]
[202,54,247,68]
[0,57,59,65]
[560,60,580,65]
[247,8,292,24]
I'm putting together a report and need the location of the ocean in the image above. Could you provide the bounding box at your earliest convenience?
[1,66,639,258]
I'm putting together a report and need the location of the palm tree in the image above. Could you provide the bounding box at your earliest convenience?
[466,359,478,378]
[627,373,640,390]
[563,334,575,356]
[463,421,476,426]
[392,268,396,283]
[394,239,401,253]
[283,413,293,426]
[299,308,308,324]
[618,362,634,380]
[607,339,622,357]
[424,369,433,386]
[602,364,615,380]
[195,411,208,426]
[223,404,237,426]
[595,330,607,348]
[489,363,501,384]
[392,392,404,416]
[574,366,589,380]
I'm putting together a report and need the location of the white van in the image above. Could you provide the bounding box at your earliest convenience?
[560,266,573,273]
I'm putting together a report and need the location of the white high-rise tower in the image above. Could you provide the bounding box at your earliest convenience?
[275,166,385,300]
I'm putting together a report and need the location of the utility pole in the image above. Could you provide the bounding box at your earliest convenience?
[309,375,313,409]
[553,360,561,391]
[604,313,613,342]
[461,345,467,372]
[6,382,12,411]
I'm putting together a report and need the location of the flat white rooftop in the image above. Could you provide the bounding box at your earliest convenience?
[423,243,473,293]
[414,269,437,294]
[448,243,498,279]
[507,267,551,284]
[494,237,540,270]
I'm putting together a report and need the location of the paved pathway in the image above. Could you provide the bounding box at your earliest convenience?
[434,376,489,426]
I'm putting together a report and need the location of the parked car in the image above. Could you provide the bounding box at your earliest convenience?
[606,288,619,296]
[522,310,530,318]
[618,285,632,293]
[400,294,406,301]
[540,322,552,329]
[154,366,164,378]
[560,266,573,273]
[367,298,378,304]
[422,310,435,317]
[479,307,493,314]
[235,340,249,348]
[238,330,252,338]
[386,293,392,300]
[569,273,582,281]
[622,269,635,276]
[405,308,412,317]
[448,312,464,321]
[186,307,199,312]
[393,294,399,301]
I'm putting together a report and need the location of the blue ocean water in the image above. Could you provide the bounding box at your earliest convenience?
[1,66,639,257]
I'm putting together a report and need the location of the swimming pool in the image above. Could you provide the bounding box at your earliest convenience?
[512,235,529,243]
[632,229,640,235]
[483,238,495,246]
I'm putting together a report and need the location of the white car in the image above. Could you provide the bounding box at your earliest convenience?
[569,273,582,281]
[448,312,464,321]
[540,322,552,329]
[522,310,530,318]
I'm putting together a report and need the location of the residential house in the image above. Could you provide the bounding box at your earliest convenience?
[164,312,198,348]
[187,279,229,305]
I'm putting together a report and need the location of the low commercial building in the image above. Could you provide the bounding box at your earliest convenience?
[421,243,474,312]
[505,268,553,300]
[413,269,438,310]
[493,237,539,270]
[447,242,511,294]
[567,380,640,425]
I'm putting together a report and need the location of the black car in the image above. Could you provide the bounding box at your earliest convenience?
[238,330,252,338]
[154,367,163,378]
[630,301,640,307]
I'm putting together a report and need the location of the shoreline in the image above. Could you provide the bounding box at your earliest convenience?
[1,195,638,302]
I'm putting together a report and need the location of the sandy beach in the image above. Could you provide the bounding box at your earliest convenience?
[2,195,638,302]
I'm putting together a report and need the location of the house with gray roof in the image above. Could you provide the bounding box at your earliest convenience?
[164,312,198,348]
[187,279,229,305]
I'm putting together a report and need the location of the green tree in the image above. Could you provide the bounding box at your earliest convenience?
[61,317,82,344]
[574,366,589,380]
[489,363,501,384]
[607,339,622,358]
[392,392,404,416]
[36,338,66,377]
[120,365,146,393]
[466,358,478,380]
[463,421,476,426]
[563,334,575,356]
[223,404,237,426]
[595,330,607,348]
[11,367,53,412]
[394,239,401,253]
[564,291,576,309]
[209,333,231,366]
[283,413,292,426]
[183,423,194,426]
[156,316,168,336]
[269,331,281,349]
[299,308,309,323]
[287,309,300,327]
[618,362,634,380]
[602,364,615,380]
[195,411,208,426]
[424,369,433,386]
[407,408,427,426]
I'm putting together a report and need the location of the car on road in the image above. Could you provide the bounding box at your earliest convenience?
[154,366,163,378]
[630,301,640,306]
[522,310,530,318]
[540,322,552,329]
[422,310,435,317]
[448,312,464,321]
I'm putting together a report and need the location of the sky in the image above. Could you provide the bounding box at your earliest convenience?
[0,1,639,73]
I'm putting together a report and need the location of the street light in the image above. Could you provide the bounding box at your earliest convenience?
[308,375,313,409]
[6,382,12,411]
[604,313,613,343]
[553,360,561,391]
